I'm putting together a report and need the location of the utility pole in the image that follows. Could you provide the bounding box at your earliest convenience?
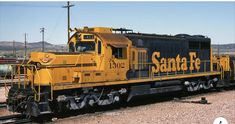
[63,1,74,43]
[12,40,16,58]
[40,27,45,52]
[24,33,27,59]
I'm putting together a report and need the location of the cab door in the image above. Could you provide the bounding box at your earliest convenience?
[106,44,129,81]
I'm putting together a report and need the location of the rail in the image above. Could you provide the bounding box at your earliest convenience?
[0,114,31,124]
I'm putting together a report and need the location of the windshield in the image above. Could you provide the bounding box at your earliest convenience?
[76,41,95,52]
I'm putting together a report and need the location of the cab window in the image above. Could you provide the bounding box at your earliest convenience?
[76,41,95,52]
[111,46,127,59]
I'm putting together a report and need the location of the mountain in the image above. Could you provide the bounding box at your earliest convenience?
[0,41,66,50]
[0,41,68,57]
[0,41,234,57]
[212,43,235,55]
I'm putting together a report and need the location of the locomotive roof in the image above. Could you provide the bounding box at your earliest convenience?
[124,32,210,42]
[95,33,132,47]
[70,30,132,47]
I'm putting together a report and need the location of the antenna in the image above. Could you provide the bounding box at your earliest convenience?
[63,1,74,44]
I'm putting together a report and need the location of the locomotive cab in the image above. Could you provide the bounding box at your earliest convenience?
[67,27,132,82]
[23,27,132,86]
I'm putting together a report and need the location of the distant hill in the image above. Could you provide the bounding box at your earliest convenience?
[212,43,235,55]
[0,41,66,50]
[0,41,68,57]
[0,41,234,57]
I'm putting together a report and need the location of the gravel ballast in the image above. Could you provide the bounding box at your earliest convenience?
[55,90,235,124]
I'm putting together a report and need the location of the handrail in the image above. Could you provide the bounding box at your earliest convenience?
[23,66,26,89]
[3,64,42,102]
[133,60,221,80]
[17,66,21,88]
[45,67,53,101]
[4,65,11,97]
[34,66,41,102]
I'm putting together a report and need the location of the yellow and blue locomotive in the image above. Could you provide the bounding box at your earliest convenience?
[5,27,235,117]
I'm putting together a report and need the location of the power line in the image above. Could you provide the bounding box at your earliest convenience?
[46,9,64,42]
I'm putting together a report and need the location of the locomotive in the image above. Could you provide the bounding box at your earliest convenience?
[5,27,235,117]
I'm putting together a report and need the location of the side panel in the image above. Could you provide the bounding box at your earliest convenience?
[125,34,212,79]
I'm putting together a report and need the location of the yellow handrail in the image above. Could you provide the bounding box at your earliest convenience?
[131,60,220,80]
[34,66,41,102]
[17,65,20,88]
[45,67,53,101]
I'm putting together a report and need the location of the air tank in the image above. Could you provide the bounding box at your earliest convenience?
[0,64,13,77]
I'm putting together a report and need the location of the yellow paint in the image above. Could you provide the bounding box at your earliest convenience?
[219,55,230,71]
[151,52,201,73]
[181,57,188,71]
[189,52,200,70]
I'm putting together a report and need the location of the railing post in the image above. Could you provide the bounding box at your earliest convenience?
[48,82,53,101]
[31,66,34,89]
[167,68,168,76]
[35,66,41,102]
[11,65,13,87]
[18,65,21,88]
[24,66,26,89]
[138,63,141,79]
[204,61,206,72]
[149,64,151,79]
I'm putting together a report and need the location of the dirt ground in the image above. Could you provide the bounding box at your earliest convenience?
[0,87,7,102]
[55,90,235,124]
[0,87,15,116]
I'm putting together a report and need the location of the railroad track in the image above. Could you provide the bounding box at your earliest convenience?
[53,84,235,123]
[0,102,7,108]
[0,82,234,123]
[0,78,25,87]
[0,82,11,87]
[0,114,31,124]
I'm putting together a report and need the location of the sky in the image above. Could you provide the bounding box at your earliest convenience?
[0,2,235,45]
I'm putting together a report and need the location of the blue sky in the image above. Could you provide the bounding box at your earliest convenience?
[0,2,234,45]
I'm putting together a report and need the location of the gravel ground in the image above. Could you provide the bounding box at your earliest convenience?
[55,90,235,124]
[0,87,7,102]
[0,87,16,116]
[0,87,234,123]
